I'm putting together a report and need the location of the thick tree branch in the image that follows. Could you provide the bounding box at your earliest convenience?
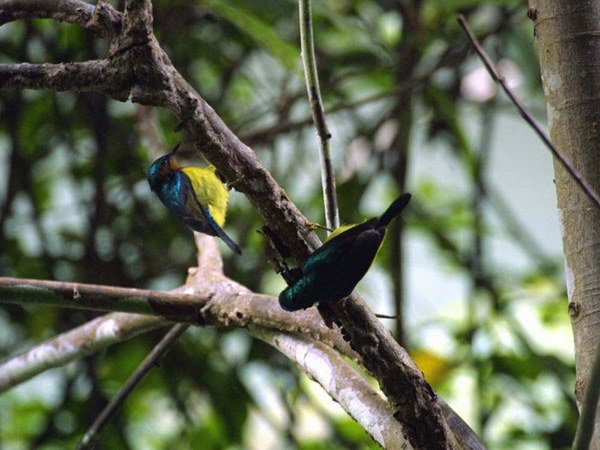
[0,0,122,40]
[0,237,355,392]
[0,0,93,25]
[0,311,165,393]
[0,3,480,448]
[0,277,202,319]
[573,341,600,450]
[122,0,153,47]
[252,327,410,449]
[0,60,130,100]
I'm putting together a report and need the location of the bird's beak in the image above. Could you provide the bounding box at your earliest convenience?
[164,142,181,172]
[168,142,181,156]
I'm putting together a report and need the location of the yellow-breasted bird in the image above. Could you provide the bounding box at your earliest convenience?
[279,193,411,311]
[147,143,242,254]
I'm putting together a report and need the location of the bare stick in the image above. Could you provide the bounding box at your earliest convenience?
[375,313,401,320]
[0,0,123,40]
[457,15,600,209]
[0,60,128,97]
[77,323,189,449]
[299,0,339,230]
[573,342,600,450]
[0,277,201,320]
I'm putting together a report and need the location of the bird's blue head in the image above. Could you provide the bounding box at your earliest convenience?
[147,143,181,192]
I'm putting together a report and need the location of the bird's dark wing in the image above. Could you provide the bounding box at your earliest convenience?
[298,221,384,302]
[176,172,242,254]
[172,171,212,233]
[303,220,375,273]
[333,228,384,288]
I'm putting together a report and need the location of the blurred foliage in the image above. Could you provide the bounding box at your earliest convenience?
[0,0,576,449]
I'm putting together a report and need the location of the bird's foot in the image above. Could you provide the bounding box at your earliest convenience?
[306,222,332,232]
[226,175,245,190]
[280,267,303,285]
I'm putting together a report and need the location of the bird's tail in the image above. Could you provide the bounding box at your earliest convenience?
[214,225,243,255]
[377,193,412,227]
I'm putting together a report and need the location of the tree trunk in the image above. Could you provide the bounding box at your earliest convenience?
[528,2,600,447]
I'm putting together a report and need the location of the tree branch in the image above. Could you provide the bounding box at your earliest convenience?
[77,323,189,450]
[0,60,130,100]
[457,14,600,209]
[299,0,339,230]
[0,277,203,319]
[251,327,410,449]
[0,237,355,392]
[527,6,600,450]
[0,3,481,448]
[573,341,600,450]
[0,311,165,393]
[0,0,122,40]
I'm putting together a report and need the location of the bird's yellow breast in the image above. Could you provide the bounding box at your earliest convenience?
[182,166,229,227]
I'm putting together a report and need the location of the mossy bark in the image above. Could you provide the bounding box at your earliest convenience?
[528,2,600,447]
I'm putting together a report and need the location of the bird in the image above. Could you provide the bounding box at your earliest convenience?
[279,193,411,311]
[147,143,242,254]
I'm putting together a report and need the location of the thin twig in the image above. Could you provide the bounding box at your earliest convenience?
[299,0,339,230]
[470,98,495,431]
[375,313,401,320]
[457,15,600,210]
[77,324,189,450]
[573,342,600,450]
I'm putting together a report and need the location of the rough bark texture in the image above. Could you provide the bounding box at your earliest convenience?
[0,2,486,448]
[0,237,355,392]
[528,2,600,447]
[2,234,393,446]
[252,328,410,449]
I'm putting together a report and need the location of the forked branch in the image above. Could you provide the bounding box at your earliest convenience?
[0,1,484,448]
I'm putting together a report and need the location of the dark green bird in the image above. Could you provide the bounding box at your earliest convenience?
[279,193,411,311]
